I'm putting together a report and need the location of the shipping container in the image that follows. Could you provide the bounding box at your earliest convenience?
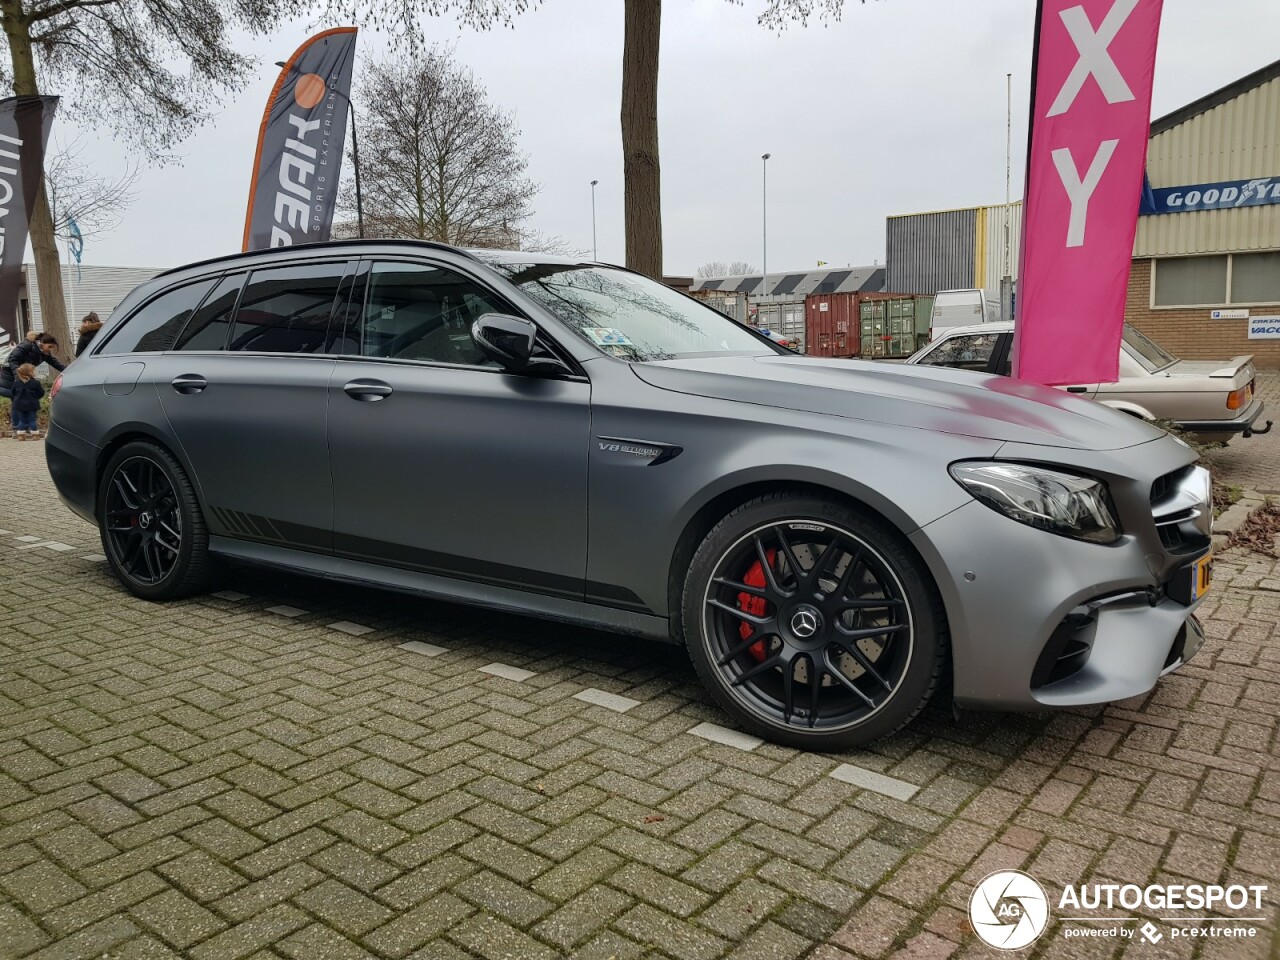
[804,293,858,358]
[755,300,807,353]
[858,296,933,358]
[699,290,750,323]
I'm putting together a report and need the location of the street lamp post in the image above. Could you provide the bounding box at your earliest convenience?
[590,180,599,261]
[761,153,771,298]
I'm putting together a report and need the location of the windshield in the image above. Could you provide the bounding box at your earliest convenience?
[1122,323,1177,372]
[485,261,773,361]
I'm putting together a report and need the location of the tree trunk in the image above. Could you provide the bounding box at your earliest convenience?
[1,0,70,360]
[621,0,662,280]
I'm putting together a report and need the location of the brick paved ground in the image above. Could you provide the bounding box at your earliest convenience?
[0,440,1276,960]
[1204,370,1280,494]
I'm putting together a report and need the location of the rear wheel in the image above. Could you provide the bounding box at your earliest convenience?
[682,492,946,750]
[98,441,213,601]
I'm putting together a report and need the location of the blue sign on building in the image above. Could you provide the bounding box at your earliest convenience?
[1140,175,1280,215]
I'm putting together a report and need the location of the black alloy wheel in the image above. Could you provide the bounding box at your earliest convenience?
[684,493,945,749]
[98,441,213,601]
[104,456,183,585]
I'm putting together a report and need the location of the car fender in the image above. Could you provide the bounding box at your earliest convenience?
[1098,399,1155,421]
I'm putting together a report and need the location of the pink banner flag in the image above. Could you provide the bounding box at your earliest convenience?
[1013,0,1164,386]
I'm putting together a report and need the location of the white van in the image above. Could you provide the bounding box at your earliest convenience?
[928,289,1001,342]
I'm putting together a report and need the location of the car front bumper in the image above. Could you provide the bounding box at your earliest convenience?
[1177,397,1269,436]
[909,473,1209,713]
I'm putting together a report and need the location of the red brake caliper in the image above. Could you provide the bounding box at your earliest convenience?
[737,549,776,662]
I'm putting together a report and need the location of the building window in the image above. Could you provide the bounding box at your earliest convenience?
[1231,251,1280,304]
[1154,251,1280,307]
[1153,255,1227,306]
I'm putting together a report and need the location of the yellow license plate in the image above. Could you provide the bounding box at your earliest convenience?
[1192,553,1213,601]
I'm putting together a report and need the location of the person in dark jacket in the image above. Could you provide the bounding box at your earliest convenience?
[9,363,45,439]
[76,312,103,357]
[0,333,64,399]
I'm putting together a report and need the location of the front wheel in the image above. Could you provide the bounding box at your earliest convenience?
[98,441,213,601]
[682,493,946,750]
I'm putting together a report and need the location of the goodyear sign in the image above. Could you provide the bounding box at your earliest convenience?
[1141,176,1280,215]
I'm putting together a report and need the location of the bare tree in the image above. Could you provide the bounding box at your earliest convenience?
[342,48,539,248]
[44,137,138,239]
[697,260,757,277]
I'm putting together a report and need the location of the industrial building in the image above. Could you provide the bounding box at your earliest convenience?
[884,58,1280,367]
[19,263,161,338]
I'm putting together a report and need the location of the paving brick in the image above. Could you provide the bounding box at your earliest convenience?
[614,903,730,960]
[295,877,395,937]
[365,893,474,959]
[695,876,788,939]
[129,889,227,949]
[1,859,88,912]
[215,862,324,922]
[532,883,633,949]
[188,904,310,960]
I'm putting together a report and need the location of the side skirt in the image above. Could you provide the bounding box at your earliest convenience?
[208,536,674,643]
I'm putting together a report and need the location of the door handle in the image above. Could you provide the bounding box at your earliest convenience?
[344,379,393,402]
[170,375,207,394]
[1066,386,1088,393]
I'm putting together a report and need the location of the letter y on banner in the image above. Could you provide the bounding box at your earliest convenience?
[1012,0,1162,385]
[243,28,358,252]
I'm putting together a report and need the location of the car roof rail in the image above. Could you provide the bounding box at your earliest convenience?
[153,238,481,279]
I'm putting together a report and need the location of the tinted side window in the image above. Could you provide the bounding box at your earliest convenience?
[918,333,1001,372]
[99,280,215,355]
[228,263,346,354]
[362,262,506,366]
[175,274,244,352]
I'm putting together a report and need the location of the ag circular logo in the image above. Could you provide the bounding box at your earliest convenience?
[969,870,1050,950]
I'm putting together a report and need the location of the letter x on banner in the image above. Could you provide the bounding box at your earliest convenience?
[242,27,358,252]
[1012,0,1163,386]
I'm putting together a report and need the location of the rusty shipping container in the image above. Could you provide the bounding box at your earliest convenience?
[805,293,863,358]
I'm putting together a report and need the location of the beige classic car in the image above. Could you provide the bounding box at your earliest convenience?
[906,321,1271,444]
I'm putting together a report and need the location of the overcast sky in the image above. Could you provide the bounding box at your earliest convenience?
[51,0,1280,276]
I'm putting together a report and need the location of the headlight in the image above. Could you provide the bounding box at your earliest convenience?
[950,462,1120,544]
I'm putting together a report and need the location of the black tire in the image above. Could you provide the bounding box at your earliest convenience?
[97,441,213,601]
[682,491,947,750]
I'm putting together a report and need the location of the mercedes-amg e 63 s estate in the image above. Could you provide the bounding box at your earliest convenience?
[45,241,1212,749]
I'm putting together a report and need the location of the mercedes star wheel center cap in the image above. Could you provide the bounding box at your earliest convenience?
[790,608,821,639]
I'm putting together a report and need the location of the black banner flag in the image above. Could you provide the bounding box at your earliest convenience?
[243,28,358,251]
[0,96,58,351]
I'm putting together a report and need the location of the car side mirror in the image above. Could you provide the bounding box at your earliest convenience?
[472,314,571,376]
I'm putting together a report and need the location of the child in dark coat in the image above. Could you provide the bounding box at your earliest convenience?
[10,363,45,439]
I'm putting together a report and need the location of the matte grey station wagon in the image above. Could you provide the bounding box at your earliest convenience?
[46,241,1213,749]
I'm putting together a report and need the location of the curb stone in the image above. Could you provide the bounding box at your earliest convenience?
[1212,487,1265,552]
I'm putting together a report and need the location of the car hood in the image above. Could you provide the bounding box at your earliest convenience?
[632,355,1166,450]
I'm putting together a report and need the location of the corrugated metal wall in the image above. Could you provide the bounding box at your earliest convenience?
[26,263,160,333]
[885,208,976,294]
[1136,72,1280,257]
[975,202,1023,290]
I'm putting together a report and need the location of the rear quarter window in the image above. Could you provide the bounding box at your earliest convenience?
[97,280,216,355]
